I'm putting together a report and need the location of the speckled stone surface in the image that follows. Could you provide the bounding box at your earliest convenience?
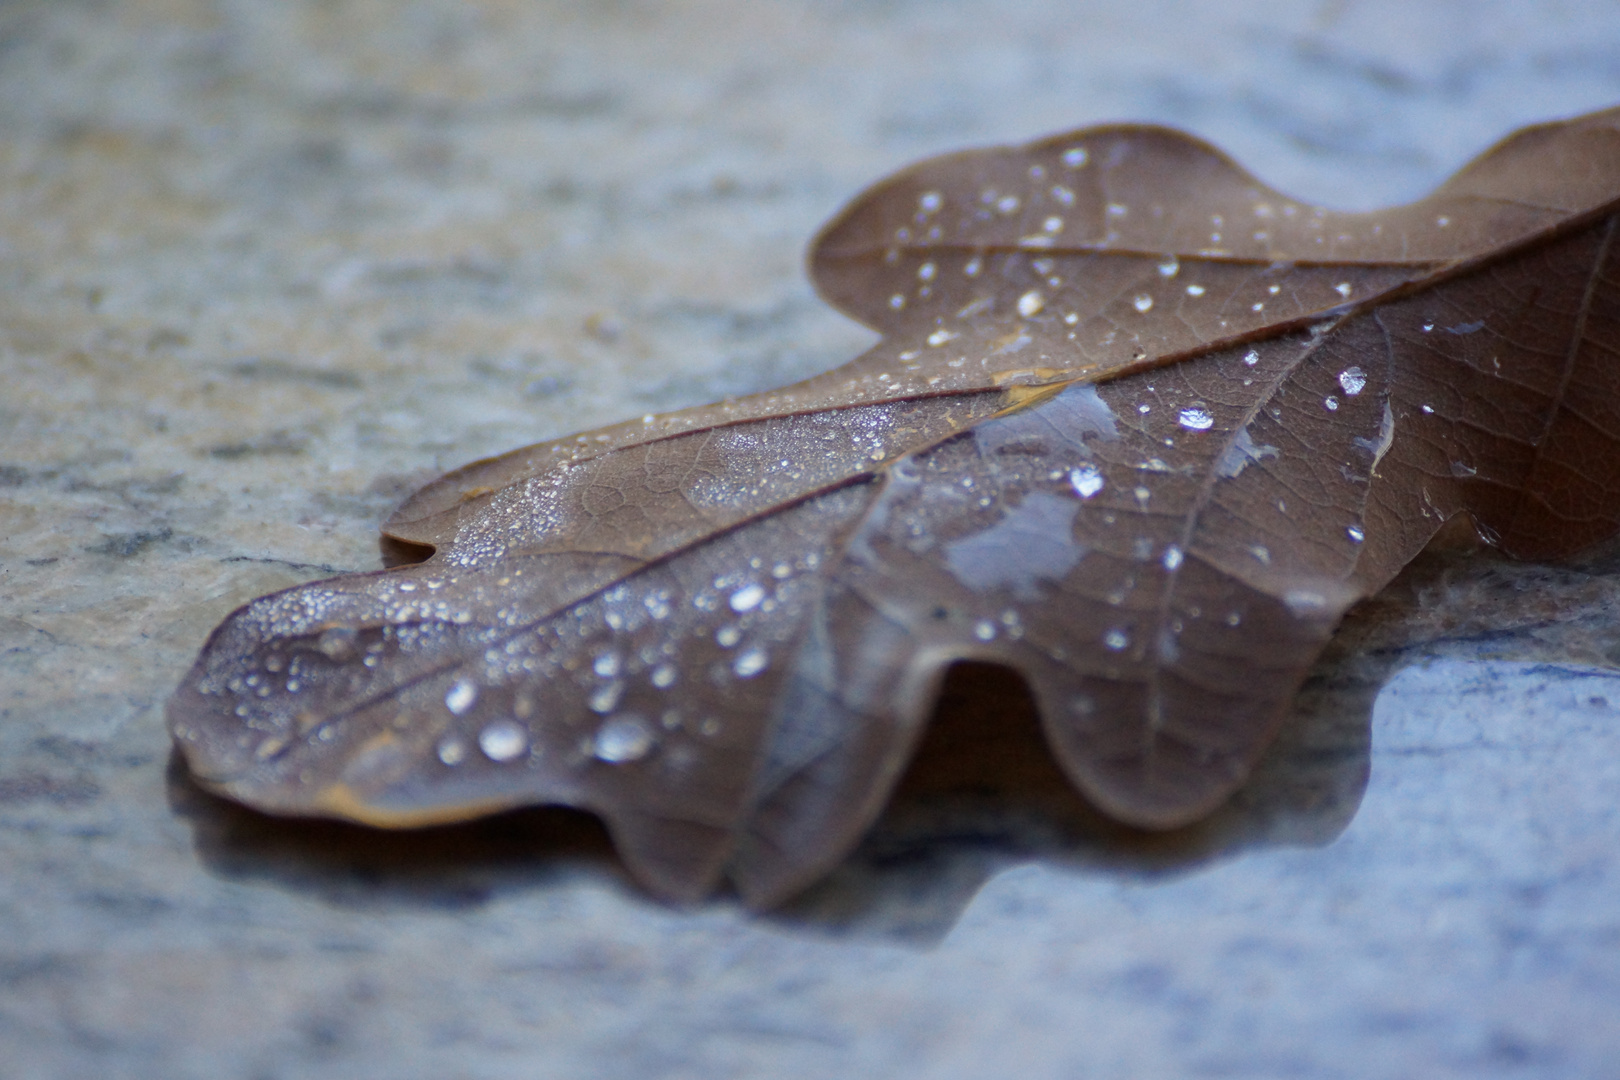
[5,2,1620,1077]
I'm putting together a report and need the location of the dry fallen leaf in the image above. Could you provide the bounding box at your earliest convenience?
[170,106,1620,906]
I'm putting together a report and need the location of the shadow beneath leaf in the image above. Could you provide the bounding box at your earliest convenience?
[167,753,630,911]
[768,643,1382,944]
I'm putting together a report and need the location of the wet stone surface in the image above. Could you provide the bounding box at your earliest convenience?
[4,2,1620,1077]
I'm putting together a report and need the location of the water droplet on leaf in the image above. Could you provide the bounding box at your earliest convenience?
[437,737,467,766]
[729,583,766,612]
[479,721,528,762]
[445,679,479,716]
[1178,406,1214,430]
[1070,465,1104,499]
[593,716,655,763]
[589,681,624,714]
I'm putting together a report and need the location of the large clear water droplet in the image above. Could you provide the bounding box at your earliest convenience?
[444,679,479,716]
[733,647,768,678]
[1178,406,1214,430]
[594,716,655,763]
[1070,465,1104,499]
[729,583,765,612]
[478,721,528,762]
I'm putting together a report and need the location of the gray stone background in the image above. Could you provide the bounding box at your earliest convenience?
[4,1,1620,1077]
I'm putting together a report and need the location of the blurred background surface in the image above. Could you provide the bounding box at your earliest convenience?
[4,2,1620,1076]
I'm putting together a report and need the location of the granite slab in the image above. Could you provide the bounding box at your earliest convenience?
[5,2,1620,1077]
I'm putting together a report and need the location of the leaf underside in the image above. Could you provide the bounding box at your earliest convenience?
[170,106,1620,906]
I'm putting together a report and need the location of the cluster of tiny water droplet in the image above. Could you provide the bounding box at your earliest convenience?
[414,493,865,784]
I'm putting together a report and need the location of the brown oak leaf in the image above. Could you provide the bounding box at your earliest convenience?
[170,106,1620,906]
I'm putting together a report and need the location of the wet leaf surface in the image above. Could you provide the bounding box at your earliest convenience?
[170,106,1620,905]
